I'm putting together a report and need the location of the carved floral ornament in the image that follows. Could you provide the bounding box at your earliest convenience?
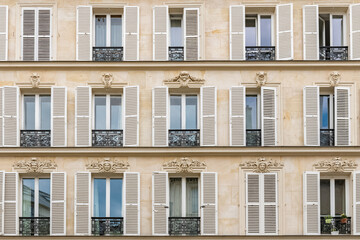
[30,73,41,88]
[163,157,207,173]
[13,158,57,173]
[240,157,284,173]
[164,71,205,88]
[86,158,130,173]
[329,71,341,86]
[255,71,267,87]
[313,157,357,172]
[102,73,113,88]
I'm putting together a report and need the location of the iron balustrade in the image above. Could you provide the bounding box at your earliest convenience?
[320,129,334,146]
[246,46,275,61]
[246,129,261,146]
[169,47,184,61]
[19,217,50,236]
[168,129,200,147]
[92,130,123,147]
[20,130,51,147]
[91,217,124,236]
[168,217,200,235]
[320,217,351,234]
[93,47,123,61]
[319,46,348,61]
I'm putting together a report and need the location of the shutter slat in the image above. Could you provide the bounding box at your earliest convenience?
[261,87,276,146]
[201,86,217,146]
[201,172,217,235]
[74,172,90,235]
[230,86,245,146]
[51,87,67,147]
[51,172,66,235]
[276,4,293,60]
[152,172,168,235]
[304,86,319,146]
[124,172,140,235]
[152,87,168,146]
[335,87,350,146]
[22,9,35,60]
[4,172,18,236]
[0,6,8,61]
[246,173,260,234]
[3,86,19,147]
[184,8,199,60]
[264,173,277,234]
[354,172,360,234]
[124,86,139,146]
[153,6,168,60]
[124,6,139,61]
[76,6,92,60]
[303,5,319,60]
[38,9,51,61]
[230,6,245,60]
[303,172,320,235]
[75,86,91,146]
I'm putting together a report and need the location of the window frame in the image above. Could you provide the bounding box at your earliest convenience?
[92,12,123,47]
[22,94,51,130]
[245,93,261,130]
[169,93,199,130]
[169,13,184,47]
[92,93,123,130]
[245,14,274,47]
[319,13,346,47]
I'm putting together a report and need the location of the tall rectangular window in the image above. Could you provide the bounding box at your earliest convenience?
[260,16,272,46]
[332,16,343,46]
[319,14,344,47]
[320,95,333,129]
[320,177,347,216]
[94,94,122,130]
[23,94,51,130]
[245,15,272,46]
[170,94,198,130]
[22,178,50,218]
[95,14,122,47]
[245,18,257,46]
[170,15,183,47]
[246,95,258,129]
[93,178,123,217]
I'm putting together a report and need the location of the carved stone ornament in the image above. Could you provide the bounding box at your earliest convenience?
[164,71,205,88]
[163,157,206,173]
[255,72,267,87]
[13,158,57,173]
[314,157,358,172]
[86,158,130,173]
[240,157,284,173]
[30,73,40,88]
[102,73,113,88]
[329,71,341,86]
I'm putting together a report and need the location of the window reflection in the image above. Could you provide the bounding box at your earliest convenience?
[24,96,35,130]
[320,95,330,129]
[246,96,258,129]
[93,178,106,217]
[170,15,183,47]
[245,18,257,46]
[170,96,182,129]
[260,16,271,46]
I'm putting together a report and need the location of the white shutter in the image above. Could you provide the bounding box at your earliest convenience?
[38,9,51,61]
[353,171,360,235]
[230,86,245,146]
[152,172,168,235]
[50,172,66,235]
[263,173,277,234]
[76,6,92,61]
[229,5,245,60]
[246,173,260,234]
[152,87,168,146]
[335,87,350,146]
[22,8,35,61]
[51,86,67,147]
[74,172,91,235]
[124,172,140,235]
[3,86,19,147]
[201,86,217,146]
[201,172,217,235]
[184,8,199,61]
[75,86,91,147]
[261,87,276,146]
[303,171,320,235]
[276,4,293,60]
[0,171,4,235]
[0,6,8,61]
[350,4,360,60]
[124,86,139,146]
[124,6,139,61]
[0,88,3,147]
[4,172,18,236]
[153,6,168,61]
[303,5,319,60]
[303,86,319,146]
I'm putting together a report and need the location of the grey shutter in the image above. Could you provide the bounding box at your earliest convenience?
[201,172,217,235]
[276,4,293,60]
[303,172,320,235]
[4,172,18,236]
[124,172,140,235]
[354,171,360,235]
[76,6,92,61]
[350,4,360,60]
[261,87,276,146]
[38,9,51,60]
[124,86,139,146]
[22,9,35,60]
[0,6,8,61]
[152,172,168,235]
[230,86,245,146]
[74,172,91,235]
[124,6,139,61]
[201,86,217,146]
[152,87,168,146]
[246,173,260,234]
[3,86,19,147]
[230,5,245,60]
[264,173,277,234]
[335,87,350,146]
[0,171,4,235]
[303,5,319,60]
[304,86,319,146]
[153,6,168,61]
[50,172,66,235]
[184,8,199,60]
[75,86,91,146]
[51,86,67,147]
[0,88,3,147]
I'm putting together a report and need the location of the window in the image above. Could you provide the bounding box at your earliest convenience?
[170,95,198,130]
[170,14,183,47]
[94,95,122,130]
[319,14,344,47]
[245,15,272,46]
[320,177,347,216]
[94,14,122,47]
[22,177,50,217]
[246,95,260,129]
[23,95,51,130]
[320,95,334,130]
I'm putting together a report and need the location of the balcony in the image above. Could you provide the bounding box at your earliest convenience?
[246,46,275,61]
[169,47,184,61]
[168,217,200,236]
[320,129,334,146]
[320,217,351,234]
[91,217,123,236]
[319,46,348,61]
[92,130,123,147]
[168,129,200,147]
[20,130,51,147]
[19,217,50,236]
[93,47,123,61]
[246,129,261,146]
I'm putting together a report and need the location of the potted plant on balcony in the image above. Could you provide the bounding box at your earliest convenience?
[325,215,332,224]
[331,227,339,235]
[340,213,348,224]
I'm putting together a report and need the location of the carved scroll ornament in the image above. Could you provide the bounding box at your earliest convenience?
[163,157,206,173]
[86,158,130,173]
[164,71,205,88]
[13,158,57,173]
[240,157,283,173]
[314,157,357,172]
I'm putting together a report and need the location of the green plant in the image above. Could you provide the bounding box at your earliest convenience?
[325,215,332,224]
[341,213,347,219]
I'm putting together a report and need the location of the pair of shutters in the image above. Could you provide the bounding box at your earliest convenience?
[230,4,293,60]
[74,172,140,235]
[152,86,216,146]
[153,6,200,61]
[1,172,66,236]
[75,86,139,147]
[152,172,217,235]
[230,86,277,146]
[76,6,139,61]
[303,86,350,146]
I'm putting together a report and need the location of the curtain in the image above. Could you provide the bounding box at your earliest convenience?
[186,178,198,217]
[169,178,182,217]
[95,15,106,47]
[111,16,122,47]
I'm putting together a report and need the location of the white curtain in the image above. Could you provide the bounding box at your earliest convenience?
[95,16,106,47]
[169,178,182,217]
[186,178,198,217]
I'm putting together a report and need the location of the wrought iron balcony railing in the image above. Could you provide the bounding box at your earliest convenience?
[246,46,275,61]
[92,130,123,147]
[92,217,123,236]
[93,47,123,61]
[320,129,334,146]
[246,129,261,146]
[169,217,200,236]
[320,217,351,234]
[20,130,51,147]
[19,217,50,236]
[168,129,200,147]
[319,46,348,61]
[169,47,184,61]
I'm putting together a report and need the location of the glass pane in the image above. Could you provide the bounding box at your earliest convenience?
[95,15,107,47]
[170,95,182,129]
[169,178,182,217]
[320,95,330,129]
[170,18,183,46]
[24,96,35,130]
[38,178,50,217]
[95,96,107,130]
[320,179,331,215]
[260,16,271,46]
[332,16,343,46]
[335,179,346,215]
[110,178,122,217]
[93,178,106,217]
[186,178,198,217]
[22,178,35,217]
[110,96,122,130]
[246,96,258,129]
[319,18,324,46]
[111,15,122,47]
[245,18,257,46]
[40,96,51,130]
[186,96,197,129]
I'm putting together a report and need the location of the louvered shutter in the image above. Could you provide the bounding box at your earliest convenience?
[3,86,19,147]
[354,171,360,235]
[76,6,92,61]
[230,86,245,146]
[124,172,140,235]
[246,173,260,234]
[51,86,67,147]
[184,8,199,61]
[74,172,91,235]
[201,86,217,146]
[350,4,360,60]
[303,171,320,235]
[0,88,3,147]
[304,86,319,146]
[263,173,277,234]
[0,6,8,61]
[75,86,91,146]
[124,6,139,61]
[153,6,168,61]
[38,9,51,60]
[4,172,18,236]
[201,172,217,235]
[50,172,66,235]
[22,8,35,60]
[335,87,350,146]
[303,5,319,60]
[0,171,4,235]
[152,172,168,235]
[230,5,245,60]
[276,4,293,60]
[124,86,139,146]
[152,87,168,146]
[261,87,276,146]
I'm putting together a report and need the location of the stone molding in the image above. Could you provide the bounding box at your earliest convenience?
[240,157,284,173]
[102,73,113,88]
[313,157,357,172]
[164,71,205,88]
[13,158,57,173]
[255,71,267,87]
[162,157,206,173]
[30,73,40,88]
[86,158,130,173]
[329,71,341,86]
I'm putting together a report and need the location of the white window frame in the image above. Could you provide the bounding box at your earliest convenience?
[245,93,261,129]
[22,94,51,130]
[245,14,274,47]
[169,13,184,47]
[319,13,346,47]
[92,94,122,130]
[169,94,199,130]
[319,93,334,129]
[320,176,349,217]
[93,13,123,47]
